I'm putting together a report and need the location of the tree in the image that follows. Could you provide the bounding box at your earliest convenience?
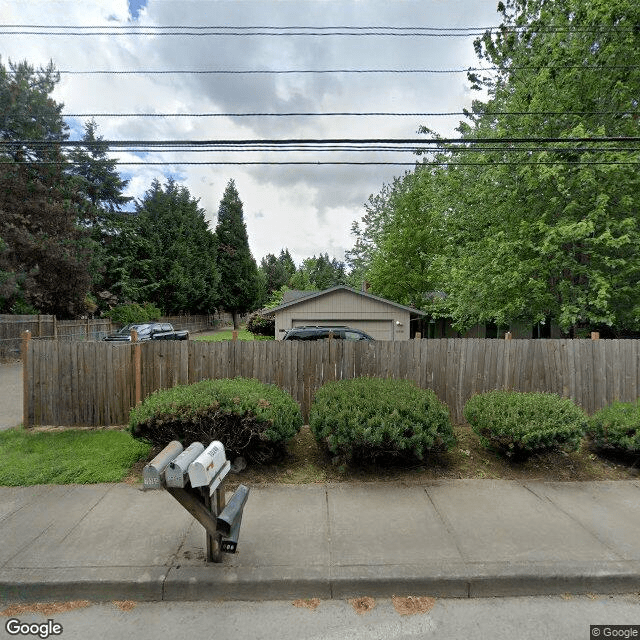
[68,119,132,214]
[290,253,347,291]
[259,248,298,296]
[214,180,262,328]
[0,58,94,317]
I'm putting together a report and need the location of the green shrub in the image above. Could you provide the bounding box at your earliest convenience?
[309,377,455,466]
[246,312,275,337]
[105,302,162,325]
[587,400,640,453]
[129,377,302,464]
[464,391,587,458]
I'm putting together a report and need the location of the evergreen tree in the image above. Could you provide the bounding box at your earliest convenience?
[214,180,261,328]
[68,119,132,214]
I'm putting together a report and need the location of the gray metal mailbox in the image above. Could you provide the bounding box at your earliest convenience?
[142,439,250,562]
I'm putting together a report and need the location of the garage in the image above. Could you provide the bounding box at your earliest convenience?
[265,285,427,341]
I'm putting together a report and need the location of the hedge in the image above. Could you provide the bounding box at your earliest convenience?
[463,390,587,458]
[129,377,302,464]
[309,377,455,465]
[587,400,640,454]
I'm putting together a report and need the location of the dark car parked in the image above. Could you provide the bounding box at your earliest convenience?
[282,326,374,341]
[103,322,189,342]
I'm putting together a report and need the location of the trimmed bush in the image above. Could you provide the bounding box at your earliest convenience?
[105,302,162,325]
[246,312,275,337]
[464,391,587,458]
[309,377,455,466]
[588,400,640,454]
[129,377,303,464]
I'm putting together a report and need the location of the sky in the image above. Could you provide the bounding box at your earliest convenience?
[1,0,500,266]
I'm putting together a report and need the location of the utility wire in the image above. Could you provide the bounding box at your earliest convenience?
[4,136,639,146]
[61,110,640,118]
[52,65,640,74]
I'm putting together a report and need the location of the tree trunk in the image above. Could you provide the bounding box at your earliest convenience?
[232,310,240,330]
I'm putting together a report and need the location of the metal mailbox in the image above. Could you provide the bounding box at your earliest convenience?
[143,440,183,489]
[143,438,250,562]
[188,440,227,488]
[165,441,205,488]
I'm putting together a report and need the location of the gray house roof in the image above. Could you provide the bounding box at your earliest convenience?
[264,286,428,316]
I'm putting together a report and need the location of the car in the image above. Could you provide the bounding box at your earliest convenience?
[282,326,374,341]
[102,322,189,342]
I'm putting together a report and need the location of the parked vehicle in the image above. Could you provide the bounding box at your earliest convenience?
[282,326,374,341]
[103,322,189,342]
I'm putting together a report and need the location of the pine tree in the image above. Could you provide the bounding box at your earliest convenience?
[214,180,261,328]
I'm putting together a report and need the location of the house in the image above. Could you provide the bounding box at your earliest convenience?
[264,286,428,340]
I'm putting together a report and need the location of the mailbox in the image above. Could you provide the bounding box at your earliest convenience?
[143,440,183,489]
[188,440,227,488]
[164,441,205,488]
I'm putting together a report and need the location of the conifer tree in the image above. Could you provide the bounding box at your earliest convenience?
[214,180,261,328]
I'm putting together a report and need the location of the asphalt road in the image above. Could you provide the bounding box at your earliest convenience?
[2,595,639,640]
[0,362,21,430]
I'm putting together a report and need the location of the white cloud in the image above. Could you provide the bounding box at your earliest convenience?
[2,0,499,264]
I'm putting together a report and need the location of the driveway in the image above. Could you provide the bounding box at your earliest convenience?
[0,362,22,430]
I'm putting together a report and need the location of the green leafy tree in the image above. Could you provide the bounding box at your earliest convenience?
[214,180,262,328]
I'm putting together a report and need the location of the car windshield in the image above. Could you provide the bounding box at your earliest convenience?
[117,323,151,334]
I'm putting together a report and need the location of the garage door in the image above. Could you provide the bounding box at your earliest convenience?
[292,319,393,340]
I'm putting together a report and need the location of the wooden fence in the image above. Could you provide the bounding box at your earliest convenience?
[22,338,640,427]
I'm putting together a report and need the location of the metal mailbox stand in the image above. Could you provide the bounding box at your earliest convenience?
[143,440,250,563]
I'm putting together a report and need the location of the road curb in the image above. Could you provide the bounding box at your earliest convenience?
[3,563,640,604]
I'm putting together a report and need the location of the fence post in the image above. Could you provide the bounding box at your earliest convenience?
[505,331,513,340]
[21,331,31,427]
[232,330,238,342]
[131,330,142,406]
[53,316,57,340]
[591,332,600,340]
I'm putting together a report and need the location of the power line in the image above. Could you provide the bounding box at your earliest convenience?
[52,65,640,75]
[61,110,639,118]
[4,136,640,147]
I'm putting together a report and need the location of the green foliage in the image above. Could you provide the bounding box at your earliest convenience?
[0,427,151,486]
[349,0,640,335]
[464,391,587,458]
[104,302,161,325]
[587,400,640,454]
[290,253,347,291]
[129,377,302,464]
[246,311,275,337]
[215,180,262,326]
[309,378,455,466]
[259,249,296,296]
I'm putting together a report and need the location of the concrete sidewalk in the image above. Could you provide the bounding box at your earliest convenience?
[1,480,640,604]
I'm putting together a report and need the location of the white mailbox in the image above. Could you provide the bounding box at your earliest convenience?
[164,441,205,488]
[188,441,227,488]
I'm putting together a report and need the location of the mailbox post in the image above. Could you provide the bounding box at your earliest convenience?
[143,440,250,563]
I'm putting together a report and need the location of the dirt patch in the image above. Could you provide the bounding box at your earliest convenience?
[292,598,321,610]
[349,597,376,614]
[0,601,91,617]
[124,422,639,488]
[392,596,436,615]
[112,600,137,612]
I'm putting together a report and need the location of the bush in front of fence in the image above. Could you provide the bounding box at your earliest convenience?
[129,377,303,464]
[587,400,640,454]
[309,377,455,466]
[246,312,275,337]
[463,391,587,459]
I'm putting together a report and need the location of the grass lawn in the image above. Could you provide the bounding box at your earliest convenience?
[0,427,152,486]
[194,329,273,342]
